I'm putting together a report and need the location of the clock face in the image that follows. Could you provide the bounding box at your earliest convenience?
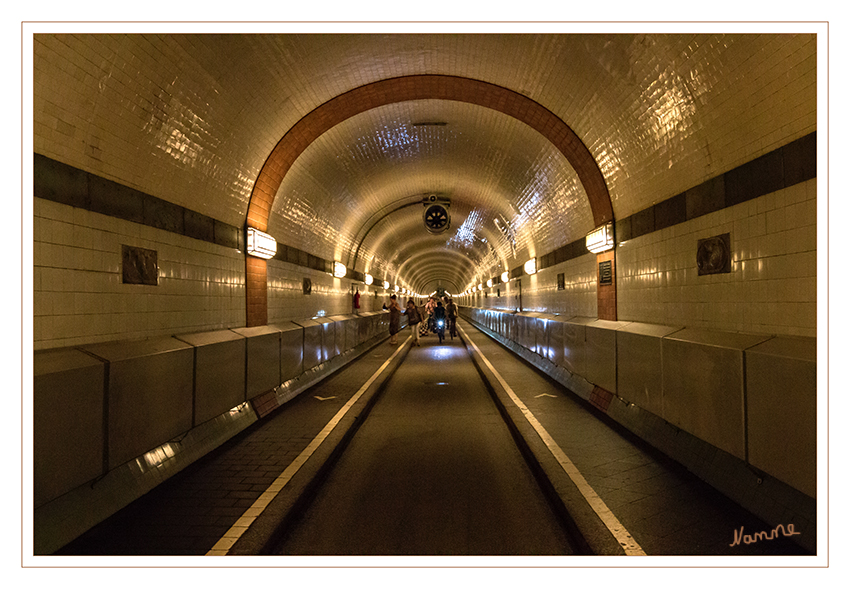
[424,204,450,233]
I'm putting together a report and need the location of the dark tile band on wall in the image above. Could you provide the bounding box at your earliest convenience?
[490,132,815,286]
[272,243,332,274]
[34,153,363,285]
[37,129,815,290]
[616,131,816,244]
[31,155,326,279]
[34,153,245,252]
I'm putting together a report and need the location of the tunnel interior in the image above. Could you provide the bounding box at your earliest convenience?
[29,28,821,558]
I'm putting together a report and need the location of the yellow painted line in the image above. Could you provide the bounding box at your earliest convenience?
[206,336,411,556]
[458,324,646,556]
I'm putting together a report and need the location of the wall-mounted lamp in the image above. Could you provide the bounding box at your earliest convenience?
[524,258,537,275]
[486,279,493,288]
[246,227,277,259]
[394,285,399,292]
[478,284,483,291]
[364,273,373,286]
[383,280,390,290]
[586,222,615,254]
[333,261,347,278]
[501,271,509,283]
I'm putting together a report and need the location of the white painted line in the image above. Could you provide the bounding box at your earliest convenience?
[536,393,558,398]
[314,395,337,401]
[458,324,646,556]
[206,335,411,556]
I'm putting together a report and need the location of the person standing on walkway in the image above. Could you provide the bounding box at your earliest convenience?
[424,296,436,335]
[387,295,401,345]
[445,297,458,339]
[405,298,422,346]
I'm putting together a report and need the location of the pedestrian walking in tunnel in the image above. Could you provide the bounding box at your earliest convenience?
[405,298,422,346]
[424,296,436,335]
[445,297,458,339]
[387,295,401,345]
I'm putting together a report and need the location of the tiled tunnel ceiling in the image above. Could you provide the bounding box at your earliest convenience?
[33,32,817,294]
[268,99,592,294]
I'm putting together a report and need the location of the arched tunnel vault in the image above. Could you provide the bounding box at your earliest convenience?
[270,98,592,281]
[344,192,513,283]
[394,251,478,296]
[390,247,475,288]
[247,75,612,326]
[360,210,505,290]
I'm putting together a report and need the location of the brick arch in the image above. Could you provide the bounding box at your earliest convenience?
[245,74,613,326]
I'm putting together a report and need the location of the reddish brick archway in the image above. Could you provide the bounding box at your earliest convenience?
[245,74,614,326]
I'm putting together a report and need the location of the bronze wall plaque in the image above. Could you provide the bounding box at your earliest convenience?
[121,245,158,285]
[697,233,732,275]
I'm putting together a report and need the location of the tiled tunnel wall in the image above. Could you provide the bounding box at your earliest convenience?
[461,131,817,338]
[469,176,816,338]
[33,131,817,349]
[32,155,399,349]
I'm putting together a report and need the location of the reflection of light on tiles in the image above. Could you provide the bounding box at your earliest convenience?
[136,443,177,472]
[448,208,483,248]
[229,402,248,416]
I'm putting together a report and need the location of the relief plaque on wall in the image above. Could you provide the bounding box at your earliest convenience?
[697,233,732,275]
[557,273,565,290]
[121,245,158,285]
[303,277,312,295]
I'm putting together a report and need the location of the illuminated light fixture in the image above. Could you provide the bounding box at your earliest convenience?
[333,261,347,278]
[364,273,373,286]
[486,279,493,288]
[478,284,483,291]
[524,258,537,275]
[383,280,390,290]
[394,285,399,292]
[246,227,276,259]
[501,271,509,283]
[586,222,615,254]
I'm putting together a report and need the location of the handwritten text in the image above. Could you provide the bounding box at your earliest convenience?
[730,523,800,547]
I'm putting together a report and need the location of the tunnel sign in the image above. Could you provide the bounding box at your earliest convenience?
[598,260,613,285]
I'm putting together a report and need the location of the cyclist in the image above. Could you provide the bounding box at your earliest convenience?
[433,301,447,343]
